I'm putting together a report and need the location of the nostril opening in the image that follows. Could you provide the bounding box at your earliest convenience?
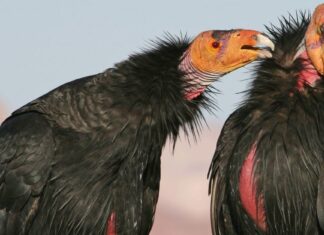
[252,35,258,41]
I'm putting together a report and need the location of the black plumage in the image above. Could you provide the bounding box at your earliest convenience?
[209,13,324,235]
[0,36,211,235]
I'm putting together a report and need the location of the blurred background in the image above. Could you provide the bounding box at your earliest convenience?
[0,1,322,234]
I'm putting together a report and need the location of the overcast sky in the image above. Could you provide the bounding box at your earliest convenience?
[1,1,323,234]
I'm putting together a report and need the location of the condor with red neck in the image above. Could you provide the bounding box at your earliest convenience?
[0,28,273,235]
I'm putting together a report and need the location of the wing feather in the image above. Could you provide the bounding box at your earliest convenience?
[208,111,241,235]
[0,112,54,234]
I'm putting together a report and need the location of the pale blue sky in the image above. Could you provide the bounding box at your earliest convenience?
[1,1,323,120]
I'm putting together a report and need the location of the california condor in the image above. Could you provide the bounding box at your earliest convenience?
[0,29,273,235]
[209,5,324,235]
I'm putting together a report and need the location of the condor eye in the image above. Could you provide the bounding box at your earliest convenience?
[319,24,324,35]
[212,41,220,49]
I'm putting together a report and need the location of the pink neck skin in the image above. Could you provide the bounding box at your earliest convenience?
[178,51,220,100]
[239,145,267,231]
[297,51,321,90]
[106,212,116,235]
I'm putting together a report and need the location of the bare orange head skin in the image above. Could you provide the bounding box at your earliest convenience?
[306,4,324,75]
[188,29,274,74]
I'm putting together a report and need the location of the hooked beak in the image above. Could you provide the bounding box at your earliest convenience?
[239,31,275,59]
[253,34,275,58]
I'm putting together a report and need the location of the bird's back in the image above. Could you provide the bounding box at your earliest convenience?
[0,68,165,234]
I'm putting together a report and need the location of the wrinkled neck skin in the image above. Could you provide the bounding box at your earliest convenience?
[297,51,321,90]
[295,40,322,90]
[178,50,221,100]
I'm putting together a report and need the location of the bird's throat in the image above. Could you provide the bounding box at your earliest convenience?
[297,51,321,90]
[179,51,220,100]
